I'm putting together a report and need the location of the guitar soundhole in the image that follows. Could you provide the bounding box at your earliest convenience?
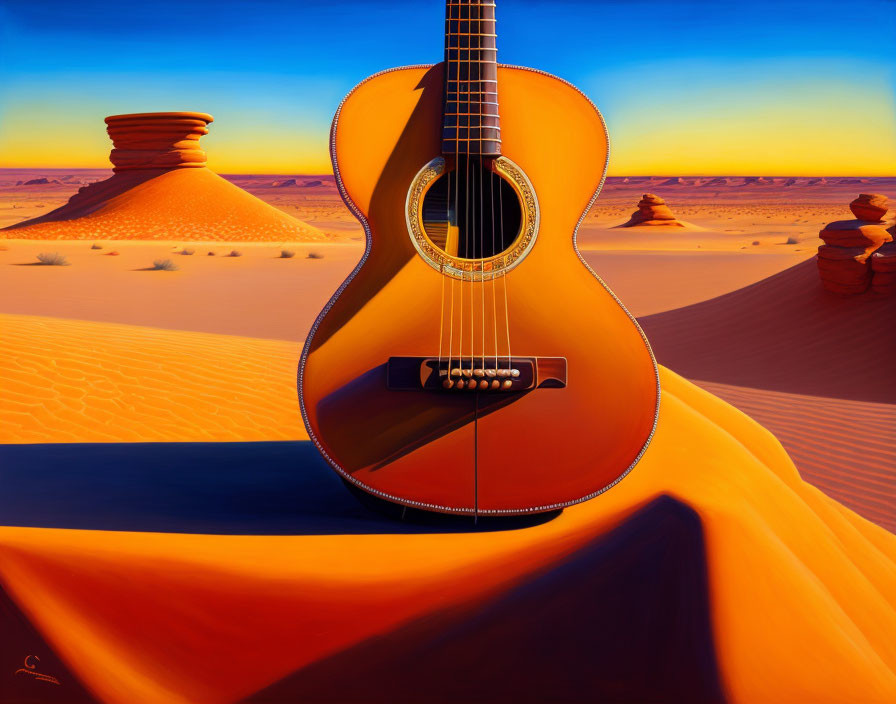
[420,155,523,260]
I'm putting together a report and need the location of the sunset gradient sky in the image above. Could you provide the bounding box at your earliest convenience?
[1,0,894,175]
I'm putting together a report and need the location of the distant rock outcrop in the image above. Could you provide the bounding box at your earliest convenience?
[3,112,325,241]
[17,177,62,186]
[849,193,889,222]
[817,193,893,294]
[271,178,298,188]
[620,193,684,227]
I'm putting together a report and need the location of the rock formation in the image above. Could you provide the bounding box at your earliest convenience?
[849,193,889,222]
[817,194,893,294]
[870,244,896,295]
[620,193,684,227]
[3,112,325,242]
[105,112,213,171]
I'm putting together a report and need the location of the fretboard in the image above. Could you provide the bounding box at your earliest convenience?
[442,0,500,157]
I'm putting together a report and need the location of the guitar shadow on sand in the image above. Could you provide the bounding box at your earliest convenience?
[0,441,557,536]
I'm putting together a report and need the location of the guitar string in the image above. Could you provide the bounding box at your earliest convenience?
[444,0,456,385]
[456,1,466,387]
[499,160,511,373]
[488,2,498,379]
[464,3,476,380]
[479,21,486,381]
[490,159,498,375]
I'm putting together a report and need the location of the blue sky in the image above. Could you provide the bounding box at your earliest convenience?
[1,0,894,173]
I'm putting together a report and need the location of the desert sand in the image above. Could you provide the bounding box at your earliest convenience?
[0,367,894,704]
[1,172,895,702]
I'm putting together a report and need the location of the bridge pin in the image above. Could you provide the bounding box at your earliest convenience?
[478,379,489,390]
[473,369,485,377]
[451,368,462,377]
[462,369,473,378]
[442,378,454,389]
[501,379,513,389]
[490,379,500,390]
[485,369,497,377]
[455,379,465,389]
[497,369,510,378]
[510,369,520,378]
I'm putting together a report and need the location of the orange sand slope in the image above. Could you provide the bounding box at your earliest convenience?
[641,258,896,403]
[2,168,328,242]
[0,314,307,443]
[698,380,896,533]
[0,370,894,704]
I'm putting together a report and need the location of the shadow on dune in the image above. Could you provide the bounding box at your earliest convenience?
[639,258,896,403]
[243,496,725,704]
[0,441,555,535]
[2,171,162,230]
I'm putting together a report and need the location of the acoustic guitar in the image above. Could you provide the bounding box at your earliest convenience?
[299,0,659,516]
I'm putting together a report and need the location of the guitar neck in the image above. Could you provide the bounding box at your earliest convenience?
[442,0,501,157]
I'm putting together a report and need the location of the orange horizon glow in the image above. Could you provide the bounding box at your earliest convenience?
[2,71,894,178]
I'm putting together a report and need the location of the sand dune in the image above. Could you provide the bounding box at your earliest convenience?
[1,310,891,534]
[0,369,894,704]
[3,168,327,242]
[0,314,306,443]
[696,380,896,533]
[641,258,896,403]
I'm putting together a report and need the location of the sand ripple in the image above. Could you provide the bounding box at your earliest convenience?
[0,314,306,443]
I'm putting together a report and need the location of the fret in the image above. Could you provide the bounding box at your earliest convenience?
[442,138,502,144]
[444,114,501,119]
[443,118,501,127]
[442,132,502,140]
[442,124,502,131]
[446,37,497,49]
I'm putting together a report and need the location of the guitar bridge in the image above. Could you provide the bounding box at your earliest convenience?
[386,357,566,392]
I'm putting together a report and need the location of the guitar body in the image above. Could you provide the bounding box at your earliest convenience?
[299,63,659,515]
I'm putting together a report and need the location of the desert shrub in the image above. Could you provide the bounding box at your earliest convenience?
[227,250,242,257]
[181,248,195,256]
[152,258,179,271]
[280,249,296,258]
[36,252,69,266]
[306,250,324,259]
[207,251,216,256]
[785,236,799,245]
[90,242,103,250]
[752,241,761,246]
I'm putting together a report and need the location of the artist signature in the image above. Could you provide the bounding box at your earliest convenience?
[14,655,60,685]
